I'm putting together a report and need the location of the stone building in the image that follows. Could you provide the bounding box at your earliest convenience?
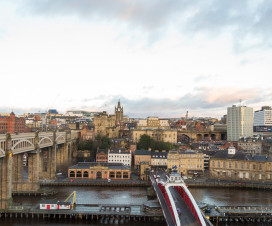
[209,146,272,181]
[137,117,170,129]
[68,162,131,180]
[134,150,152,170]
[237,137,262,155]
[132,129,177,144]
[167,149,204,176]
[93,100,124,138]
[151,151,168,169]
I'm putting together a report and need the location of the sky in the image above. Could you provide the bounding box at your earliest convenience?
[0,0,271,118]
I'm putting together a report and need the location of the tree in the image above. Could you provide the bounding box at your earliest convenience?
[138,134,155,150]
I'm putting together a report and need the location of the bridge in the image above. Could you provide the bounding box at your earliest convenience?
[150,171,212,226]
[177,129,226,142]
[0,131,80,210]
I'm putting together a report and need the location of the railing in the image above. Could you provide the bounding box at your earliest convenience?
[158,182,177,225]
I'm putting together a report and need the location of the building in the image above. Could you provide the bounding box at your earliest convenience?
[227,105,253,141]
[134,150,152,170]
[137,117,170,129]
[115,100,124,126]
[93,111,118,138]
[68,162,131,180]
[96,149,108,163]
[93,100,125,138]
[167,149,204,176]
[254,106,272,132]
[0,112,30,134]
[238,137,262,155]
[132,129,177,143]
[108,148,132,166]
[81,125,95,141]
[151,151,168,169]
[209,146,272,181]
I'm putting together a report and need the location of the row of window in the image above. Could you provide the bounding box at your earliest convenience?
[212,161,271,170]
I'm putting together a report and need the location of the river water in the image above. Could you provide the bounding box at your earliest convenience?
[1,186,272,226]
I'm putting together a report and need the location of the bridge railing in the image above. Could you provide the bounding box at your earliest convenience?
[11,133,35,155]
[0,135,6,158]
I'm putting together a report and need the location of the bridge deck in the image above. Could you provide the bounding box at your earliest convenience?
[169,187,199,226]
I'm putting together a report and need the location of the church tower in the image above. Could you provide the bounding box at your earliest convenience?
[115,100,123,125]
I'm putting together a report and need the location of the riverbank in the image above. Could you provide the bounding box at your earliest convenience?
[185,178,272,190]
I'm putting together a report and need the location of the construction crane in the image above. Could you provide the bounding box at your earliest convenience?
[64,191,76,209]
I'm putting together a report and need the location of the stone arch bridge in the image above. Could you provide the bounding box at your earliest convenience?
[0,131,80,209]
[177,129,227,143]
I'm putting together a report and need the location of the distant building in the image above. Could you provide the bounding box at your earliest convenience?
[134,150,152,170]
[96,149,108,163]
[48,109,58,114]
[132,129,177,144]
[227,105,253,141]
[238,137,262,155]
[167,149,204,176]
[210,146,272,181]
[137,117,170,129]
[254,106,272,132]
[68,162,131,180]
[81,125,95,141]
[150,151,168,168]
[0,112,30,134]
[108,148,132,166]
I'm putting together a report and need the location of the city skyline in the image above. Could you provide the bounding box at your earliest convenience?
[1,1,271,118]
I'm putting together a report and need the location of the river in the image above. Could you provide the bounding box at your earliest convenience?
[1,186,271,226]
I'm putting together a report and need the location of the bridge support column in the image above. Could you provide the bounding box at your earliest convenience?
[39,146,56,180]
[26,152,40,191]
[0,134,13,209]
[12,154,23,192]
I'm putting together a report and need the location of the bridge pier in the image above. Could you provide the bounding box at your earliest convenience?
[0,135,13,209]
[39,146,56,180]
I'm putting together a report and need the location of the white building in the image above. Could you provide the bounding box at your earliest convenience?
[108,148,132,166]
[254,106,272,126]
[151,151,168,168]
[227,105,253,141]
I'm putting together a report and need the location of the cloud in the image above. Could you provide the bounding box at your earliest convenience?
[19,0,272,49]
[76,86,263,118]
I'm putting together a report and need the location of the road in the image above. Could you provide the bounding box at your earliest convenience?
[151,171,200,226]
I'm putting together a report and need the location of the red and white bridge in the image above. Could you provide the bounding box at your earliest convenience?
[150,170,211,226]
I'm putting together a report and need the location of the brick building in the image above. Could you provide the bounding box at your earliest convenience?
[68,162,131,180]
[0,112,29,134]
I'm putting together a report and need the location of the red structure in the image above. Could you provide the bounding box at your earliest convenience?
[0,112,29,134]
[158,182,177,225]
[174,186,201,225]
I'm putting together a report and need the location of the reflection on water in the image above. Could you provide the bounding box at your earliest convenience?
[13,186,148,206]
[189,187,272,206]
[4,186,272,226]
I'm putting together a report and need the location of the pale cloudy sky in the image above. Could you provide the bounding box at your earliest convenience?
[0,0,271,118]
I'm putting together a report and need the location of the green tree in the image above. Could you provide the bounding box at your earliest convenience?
[137,134,155,150]
[101,136,111,149]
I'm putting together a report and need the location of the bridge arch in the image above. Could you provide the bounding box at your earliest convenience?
[38,137,53,145]
[11,139,35,151]
[211,134,217,140]
[179,134,190,143]
[196,134,202,141]
[56,135,65,144]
